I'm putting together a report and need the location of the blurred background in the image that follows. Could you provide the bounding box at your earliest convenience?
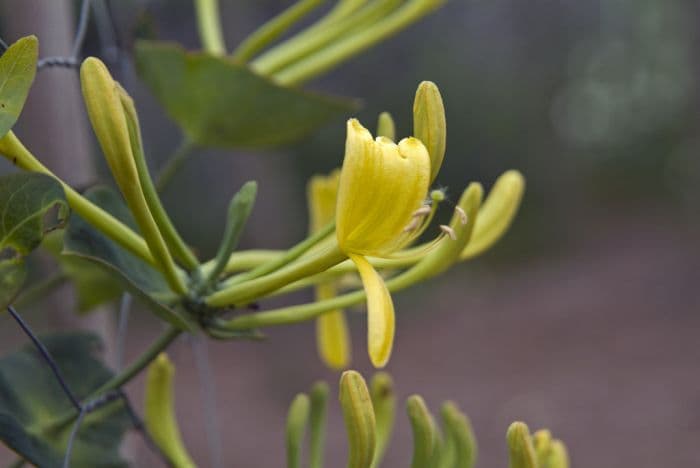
[1,0,700,466]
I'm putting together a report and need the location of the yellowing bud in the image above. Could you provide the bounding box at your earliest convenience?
[507,422,538,468]
[80,57,137,193]
[461,170,525,260]
[339,370,376,468]
[413,81,446,183]
[144,354,195,468]
[80,57,186,294]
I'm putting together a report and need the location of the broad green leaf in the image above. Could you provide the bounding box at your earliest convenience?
[0,172,67,308]
[0,333,130,467]
[42,231,123,314]
[62,187,195,331]
[134,41,358,149]
[0,36,38,138]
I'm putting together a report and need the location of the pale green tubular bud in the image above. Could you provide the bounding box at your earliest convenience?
[80,57,186,294]
[286,393,311,468]
[544,440,570,468]
[376,112,396,141]
[507,422,538,468]
[339,370,376,468]
[144,354,196,468]
[441,402,477,468]
[369,372,396,468]
[413,81,446,183]
[309,382,330,468]
[406,395,437,468]
[532,429,552,464]
[461,170,525,261]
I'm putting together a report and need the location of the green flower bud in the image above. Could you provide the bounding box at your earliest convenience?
[339,370,376,468]
[441,402,477,468]
[370,372,396,468]
[507,422,538,468]
[406,395,437,468]
[286,393,311,468]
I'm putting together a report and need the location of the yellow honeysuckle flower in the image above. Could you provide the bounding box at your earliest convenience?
[336,118,431,368]
[307,169,351,370]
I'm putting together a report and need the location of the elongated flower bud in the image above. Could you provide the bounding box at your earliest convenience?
[339,370,376,468]
[80,57,185,293]
[286,393,311,468]
[413,81,446,183]
[507,422,538,468]
[144,354,195,468]
[370,372,396,467]
[461,170,525,260]
[441,402,477,468]
[406,395,436,468]
[376,112,396,141]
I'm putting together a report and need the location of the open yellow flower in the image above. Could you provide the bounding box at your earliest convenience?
[307,169,351,370]
[336,119,431,368]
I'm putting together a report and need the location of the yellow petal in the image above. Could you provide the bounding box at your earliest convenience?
[307,169,341,232]
[349,254,394,368]
[315,283,351,369]
[317,309,351,370]
[337,119,430,257]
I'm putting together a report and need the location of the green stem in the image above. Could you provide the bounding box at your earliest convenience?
[219,249,438,330]
[194,0,226,55]
[0,131,156,267]
[93,326,182,397]
[48,326,182,432]
[274,0,445,86]
[205,243,346,307]
[220,221,335,287]
[250,0,368,74]
[124,103,199,272]
[155,138,196,193]
[232,0,325,63]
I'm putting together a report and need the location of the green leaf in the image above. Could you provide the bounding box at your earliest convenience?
[0,36,38,138]
[62,187,195,331]
[134,41,358,149]
[0,172,67,308]
[0,332,130,467]
[0,261,26,310]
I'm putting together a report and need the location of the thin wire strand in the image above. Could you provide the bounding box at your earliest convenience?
[38,0,92,70]
[6,306,82,411]
[62,408,87,468]
[191,336,223,468]
[70,0,92,58]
